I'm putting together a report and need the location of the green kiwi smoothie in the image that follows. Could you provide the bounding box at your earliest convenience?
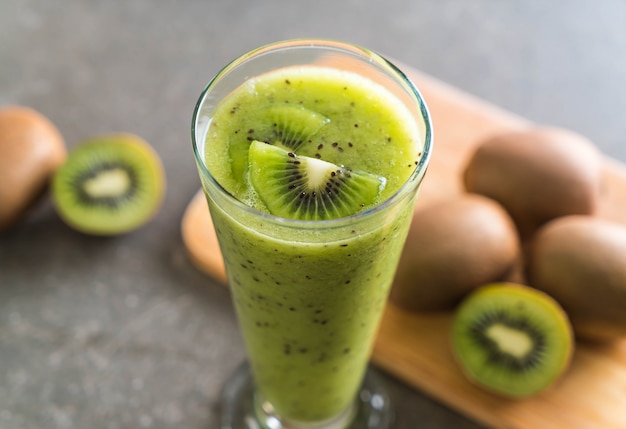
[200,66,424,423]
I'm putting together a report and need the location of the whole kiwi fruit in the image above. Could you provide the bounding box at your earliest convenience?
[527,215,626,342]
[0,106,66,232]
[463,127,603,238]
[390,194,520,312]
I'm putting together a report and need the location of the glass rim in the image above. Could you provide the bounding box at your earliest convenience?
[191,38,433,228]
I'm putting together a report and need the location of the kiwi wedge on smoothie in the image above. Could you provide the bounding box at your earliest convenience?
[248,140,384,220]
[228,104,330,181]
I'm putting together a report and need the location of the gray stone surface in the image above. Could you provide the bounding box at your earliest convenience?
[1,1,625,428]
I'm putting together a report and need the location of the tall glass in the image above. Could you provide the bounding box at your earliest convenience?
[192,39,432,429]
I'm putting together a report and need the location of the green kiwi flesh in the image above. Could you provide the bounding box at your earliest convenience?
[52,133,165,235]
[248,140,384,220]
[228,104,329,180]
[451,283,573,398]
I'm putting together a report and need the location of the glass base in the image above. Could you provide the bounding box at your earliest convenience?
[220,361,394,429]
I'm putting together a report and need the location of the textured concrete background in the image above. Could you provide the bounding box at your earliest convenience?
[1,1,625,428]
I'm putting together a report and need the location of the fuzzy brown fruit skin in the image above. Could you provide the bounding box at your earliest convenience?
[528,215,626,342]
[0,106,66,232]
[390,194,520,312]
[463,127,602,239]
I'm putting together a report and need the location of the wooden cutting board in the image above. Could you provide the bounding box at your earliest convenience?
[181,66,626,429]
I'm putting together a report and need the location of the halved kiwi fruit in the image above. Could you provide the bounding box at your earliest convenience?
[248,140,384,220]
[52,133,165,235]
[451,283,573,398]
[228,104,329,180]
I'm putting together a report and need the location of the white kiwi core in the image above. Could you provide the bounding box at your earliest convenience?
[486,323,533,358]
[83,168,132,198]
[304,157,338,189]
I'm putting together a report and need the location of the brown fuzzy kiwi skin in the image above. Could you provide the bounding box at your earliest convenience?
[0,106,66,232]
[463,127,603,239]
[528,215,626,342]
[390,194,520,312]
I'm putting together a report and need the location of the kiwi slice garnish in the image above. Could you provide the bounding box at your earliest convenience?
[52,133,165,235]
[451,283,573,398]
[259,104,330,151]
[248,140,384,220]
[228,104,329,180]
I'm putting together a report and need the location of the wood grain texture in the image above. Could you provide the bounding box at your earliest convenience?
[181,67,626,429]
